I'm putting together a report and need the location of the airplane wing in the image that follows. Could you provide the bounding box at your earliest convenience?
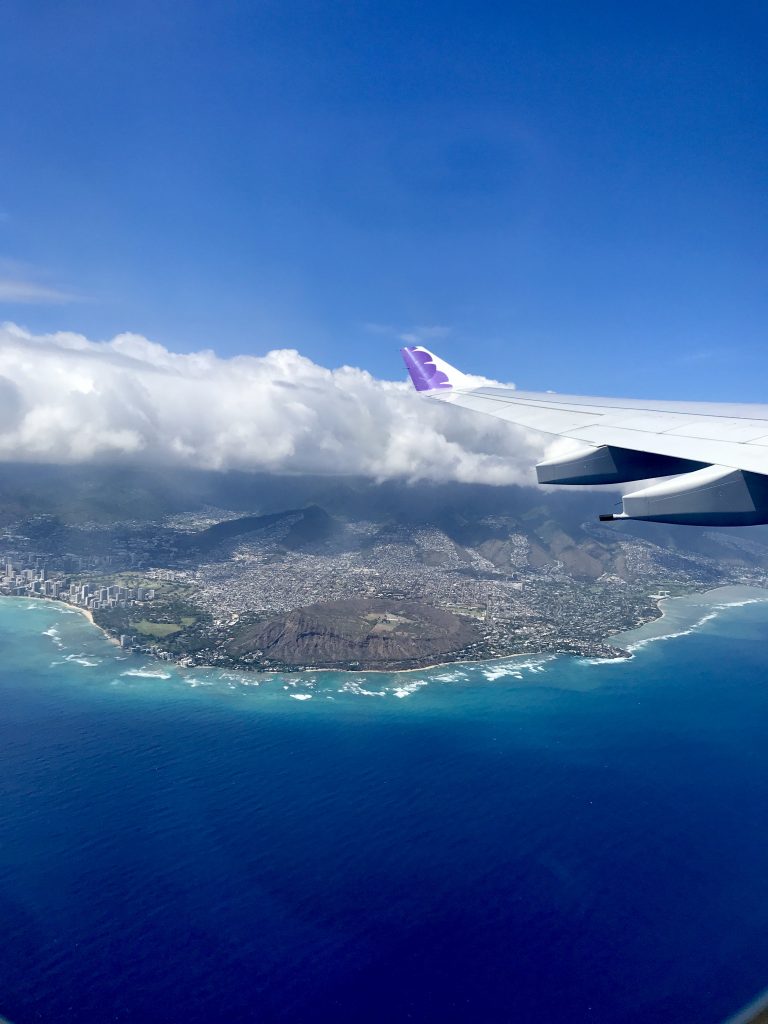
[401,345,768,527]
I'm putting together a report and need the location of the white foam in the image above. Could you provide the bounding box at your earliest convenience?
[481,656,553,682]
[281,678,317,690]
[219,671,257,685]
[290,693,313,701]
[120,668,173,680]
[391,679,428,698]
[64,655,99,667]
[431,670,468,683]
[44,628,66,649]
[613,592,768,656]
[50,651,98,666]
[626,597,768,653]
[338,680,386,697]
[713,598,768,610]
[51,655,98,668]
[625,610,720,653]
[577,656,630,666]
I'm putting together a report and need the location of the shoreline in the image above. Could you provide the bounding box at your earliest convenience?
[5,583,767,678]
[606,584,768,653]
[178,584,768,676]
[5,595,123,646]
[58,600,95,626]
[66,602,122,648]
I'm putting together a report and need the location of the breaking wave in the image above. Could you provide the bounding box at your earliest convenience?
[65,654,100,667]
[623,598,768,655]
[481,657,554,682]
[121,668,173,680]
[624,612,719,653]
[338,679,386,697]
[50,652,98,667]
[391,679,428,698]
[430,669,469,683]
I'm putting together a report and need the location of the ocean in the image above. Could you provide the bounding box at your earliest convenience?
[1,588,768,1023]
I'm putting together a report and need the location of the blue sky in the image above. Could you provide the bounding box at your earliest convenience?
[1,1,767,400]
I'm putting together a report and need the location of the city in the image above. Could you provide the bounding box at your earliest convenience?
[2,499,767,671]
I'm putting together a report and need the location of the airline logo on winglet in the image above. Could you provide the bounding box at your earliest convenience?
[401,346,468,392]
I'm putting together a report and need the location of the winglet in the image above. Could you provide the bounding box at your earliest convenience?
[400,346,470,393]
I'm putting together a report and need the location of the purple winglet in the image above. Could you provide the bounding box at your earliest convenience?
[401,347,452,392]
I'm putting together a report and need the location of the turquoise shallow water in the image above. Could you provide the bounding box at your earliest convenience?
[2,589,768,1023]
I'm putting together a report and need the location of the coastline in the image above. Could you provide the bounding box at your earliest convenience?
[606,584,768,654]
[5,595,122,646]
[59,600,95,626]
[6,583,768,677]
[169,584,768,675]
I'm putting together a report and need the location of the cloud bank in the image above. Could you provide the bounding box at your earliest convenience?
[0,323,549,485]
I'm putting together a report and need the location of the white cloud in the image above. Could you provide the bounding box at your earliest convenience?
[397,325,452,345]
[0,322,549,484]
[0,279,78,304]
[364,322,453,346]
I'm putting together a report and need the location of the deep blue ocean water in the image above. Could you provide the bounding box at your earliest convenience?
[2,589,768,1024]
